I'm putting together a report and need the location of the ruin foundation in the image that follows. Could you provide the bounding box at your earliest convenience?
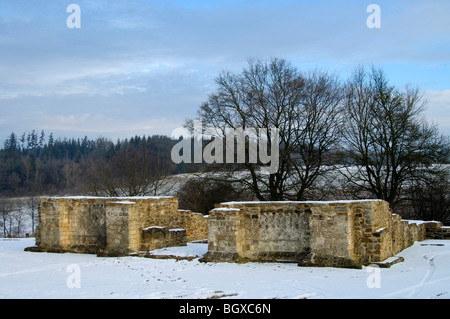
[26,197,449,268]
[26,196,208,257]
[200,200,447,268]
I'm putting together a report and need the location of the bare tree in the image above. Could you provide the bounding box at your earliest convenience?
[286,69,344,200]
[63,160,80,192]
[11,208,26,237]
[407,165,450,222]
[27,195,38,235]
[177,175,252,214]
[0,198,14,237]
[88,143,175,197]
[342,66,449,209]
[192,58,344,200]
[0,197,19,237]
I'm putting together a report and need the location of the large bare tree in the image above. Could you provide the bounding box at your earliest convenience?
[192,58,344,200]
[342,66,449,209]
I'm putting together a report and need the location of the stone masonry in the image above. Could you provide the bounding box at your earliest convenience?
[27,196,208,257]
[27,196,448,268]
[200,200,446,268]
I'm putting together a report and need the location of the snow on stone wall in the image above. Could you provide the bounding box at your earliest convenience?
[27,196,207,256]
[201,200,440,268]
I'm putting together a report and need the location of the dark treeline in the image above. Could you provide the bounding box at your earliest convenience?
[0,130,184,196]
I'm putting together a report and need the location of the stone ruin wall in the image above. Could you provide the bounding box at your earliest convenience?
[30,196,208,256]
[29,196,450,268]
[201,200,447,268]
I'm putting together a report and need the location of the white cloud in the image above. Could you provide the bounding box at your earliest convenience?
[39,112,179,135]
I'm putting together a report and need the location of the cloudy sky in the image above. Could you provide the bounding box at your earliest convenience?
[0,0,449,144]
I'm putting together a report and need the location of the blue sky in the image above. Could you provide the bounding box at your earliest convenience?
[0,0,449,144]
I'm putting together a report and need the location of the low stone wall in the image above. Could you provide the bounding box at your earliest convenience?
[29,196,447,267]
[201,200,442,268]
[29,196,207,256]
[141,226,187,251]
[35,196,113,254]
[424,222,450,239]
[178,210,208,242]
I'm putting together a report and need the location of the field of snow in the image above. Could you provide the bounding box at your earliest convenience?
[0,238,449,299]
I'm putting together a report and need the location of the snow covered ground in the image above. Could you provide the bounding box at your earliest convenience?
[0,238,449,299]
